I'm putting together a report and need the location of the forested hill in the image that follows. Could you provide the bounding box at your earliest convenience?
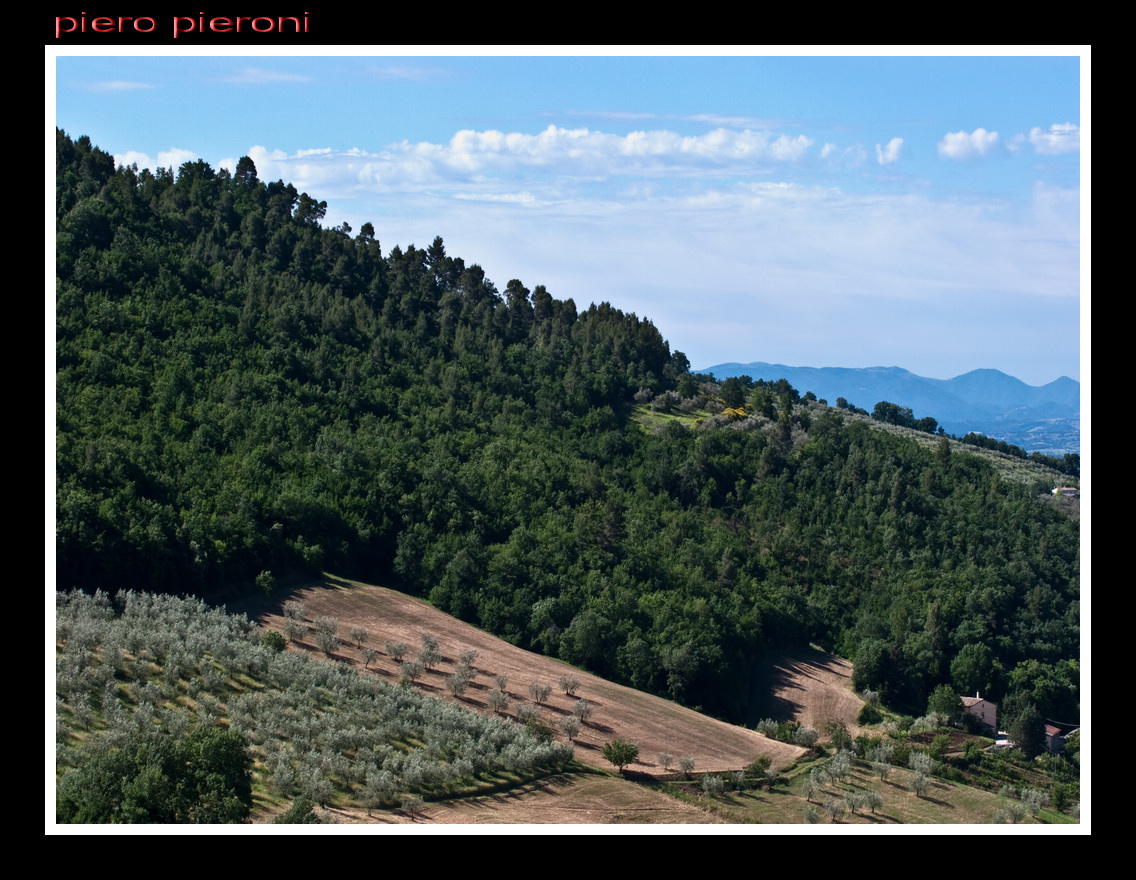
[55,130,1079,724]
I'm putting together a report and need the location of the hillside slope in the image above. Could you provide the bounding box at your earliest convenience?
[56,130,1080,726]
[237,576,809,775]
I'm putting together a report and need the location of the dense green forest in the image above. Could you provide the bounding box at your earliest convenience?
[55,130,1079,723]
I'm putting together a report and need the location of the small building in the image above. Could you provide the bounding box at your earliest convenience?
[1045,724,1079,755]
[1051,487,1079,497]
[961,693,998,732]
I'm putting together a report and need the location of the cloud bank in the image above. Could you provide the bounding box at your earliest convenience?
[110,121,1079,384]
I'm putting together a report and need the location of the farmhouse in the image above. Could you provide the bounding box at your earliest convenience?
[960,693,997,732]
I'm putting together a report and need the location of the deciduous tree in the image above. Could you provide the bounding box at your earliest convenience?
[927,683,962,721]
[602,740,639,772]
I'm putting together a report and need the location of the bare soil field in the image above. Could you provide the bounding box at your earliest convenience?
[749,646,865,735]
[238,576,806,777]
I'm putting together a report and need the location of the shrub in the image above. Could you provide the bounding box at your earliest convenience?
[929,733,951,760]
[262,630,286,652]
[701,774,725,796]
[826,722,852,751]
[746,755,771,777]
[256,571,277,596]
[274,796,321,824]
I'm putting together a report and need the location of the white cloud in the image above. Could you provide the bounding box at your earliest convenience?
[685,114,786,129]
[567,111,784,129]
[819,143,867,168]
[452,191,543,206]
[160,148,199,169]
[88,80,153,91]
[1029,122,1080,155]
[221,67,310,85]
[231,125,818,201]
[876,137,903,165]
[937,128,999,160]
[116,150,151,169]
[115,147,198,171]
[366,64,448,82]
[426,124,815,174]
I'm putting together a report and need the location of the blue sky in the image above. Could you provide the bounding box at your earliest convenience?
[52,51,1085,386]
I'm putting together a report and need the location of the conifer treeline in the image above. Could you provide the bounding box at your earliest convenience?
[56,130,1078,720]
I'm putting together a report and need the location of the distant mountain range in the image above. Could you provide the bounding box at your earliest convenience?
[696,362,1080,454]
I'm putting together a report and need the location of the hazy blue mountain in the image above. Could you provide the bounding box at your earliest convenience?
[696,362,1080,454]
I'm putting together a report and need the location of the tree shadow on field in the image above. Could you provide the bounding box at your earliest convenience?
[747,646,849,727]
